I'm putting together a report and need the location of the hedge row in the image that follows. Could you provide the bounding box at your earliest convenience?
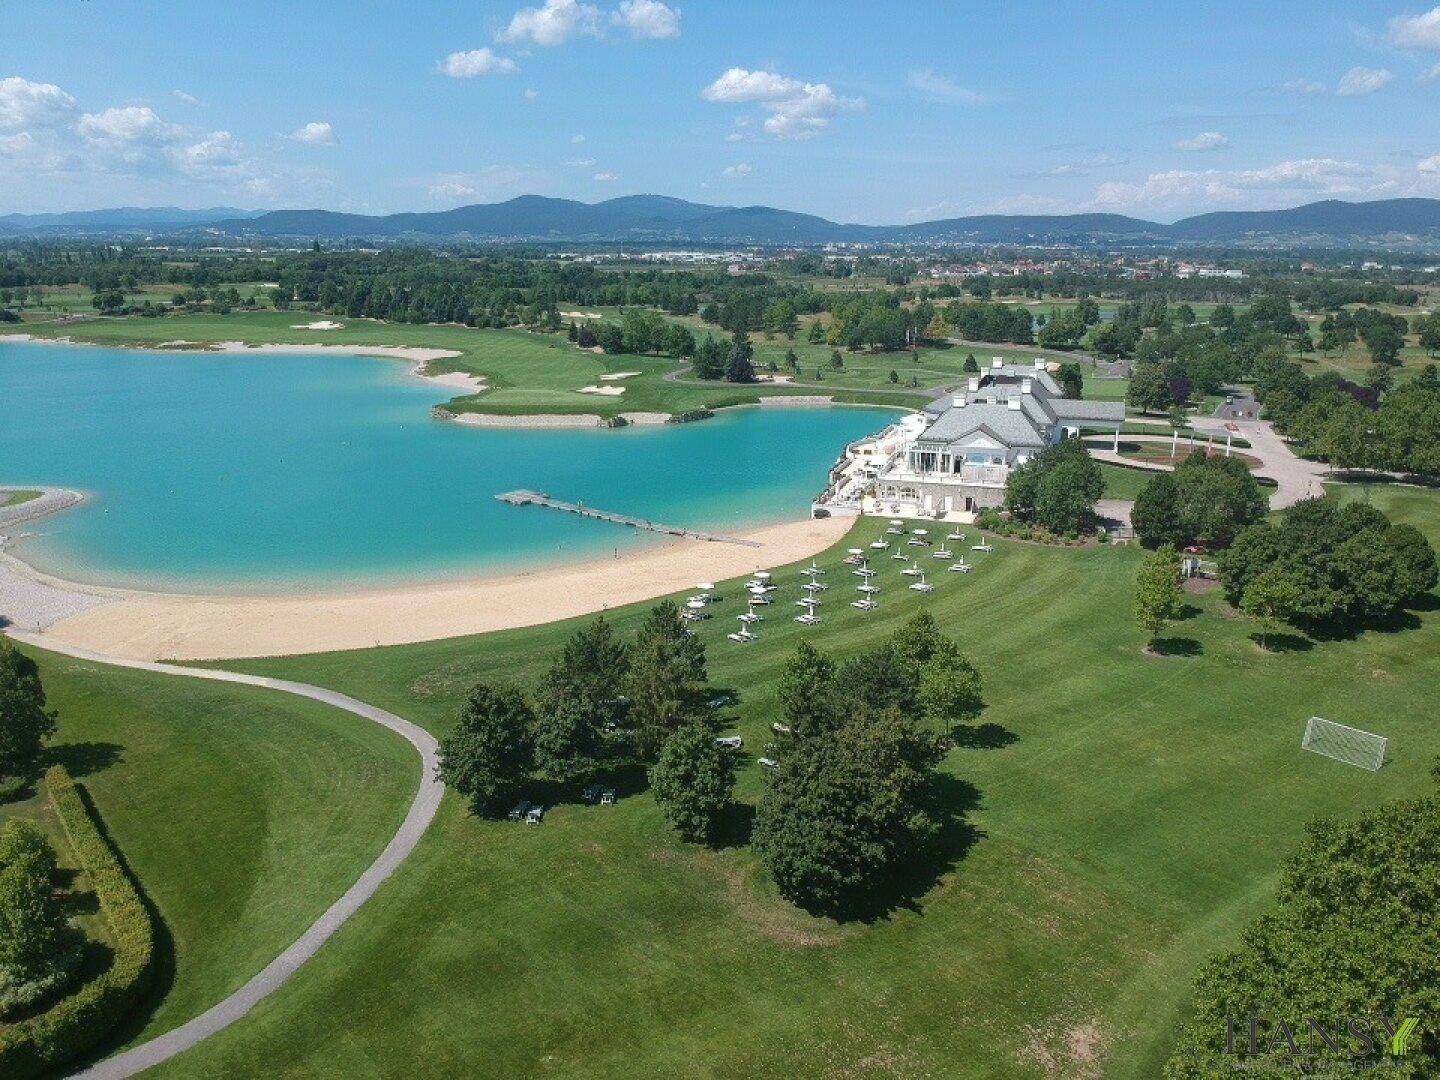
[0,766,157,1078]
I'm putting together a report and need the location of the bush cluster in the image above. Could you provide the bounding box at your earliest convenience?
[1218,497,1438,630]
[0,767,157,1079]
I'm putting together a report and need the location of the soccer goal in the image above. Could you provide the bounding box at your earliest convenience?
[1301,716,1387,771]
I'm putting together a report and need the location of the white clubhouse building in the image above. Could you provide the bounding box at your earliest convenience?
[818,358,1125,518]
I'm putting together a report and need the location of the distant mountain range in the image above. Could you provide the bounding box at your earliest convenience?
[0,206,264,237]
[4,196,1440,248]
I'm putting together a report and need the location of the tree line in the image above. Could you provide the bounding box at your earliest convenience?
[435,605,984,919]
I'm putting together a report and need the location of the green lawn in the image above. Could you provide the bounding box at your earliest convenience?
[1099,461,1153,500]
[0,488,42,509]
[10,311,1129,422]
[134,484,1440,1078]
[0,650,414,1057]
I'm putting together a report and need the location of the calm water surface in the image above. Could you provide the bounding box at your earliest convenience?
[0,341,884,591]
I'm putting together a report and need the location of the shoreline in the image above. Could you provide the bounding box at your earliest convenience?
[0,332,485,396]
[9,515,853,661]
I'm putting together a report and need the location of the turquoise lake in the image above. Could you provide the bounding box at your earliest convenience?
[0,341,885,592]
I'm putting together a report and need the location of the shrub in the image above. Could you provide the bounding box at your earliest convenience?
[0,767,157,1078]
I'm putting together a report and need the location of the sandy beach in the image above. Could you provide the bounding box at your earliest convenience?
[15,515,852,661]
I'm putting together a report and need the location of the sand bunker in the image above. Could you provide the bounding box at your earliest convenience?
[577,385,626,396]
[292,320,345,330]
[599,371,642,381]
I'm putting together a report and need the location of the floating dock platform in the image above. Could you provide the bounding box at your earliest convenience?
[496,491,761,547]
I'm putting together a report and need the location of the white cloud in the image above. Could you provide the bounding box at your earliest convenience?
[175,131,245,174]
[523,87,540,100]
[1173,131,1228,152]
[78,106,181,144]
[571,133,586,143]
[701,67,863,140]
[702,68,803,103]
[0,131,35,155]
[429,177,479,201]
[1421,62,1440,84]
[423,165,549,203]
[613,0,679,39]
[721,162,751,179]
[1419,154,1440,173]
[563,157,595,167]
[1279,78,1327,94]
[498,0,602,46]
[593,171,618,181]
[171,90,199,106]
[1387,6,1440,52]
[724,131,745,142]
[907,68,985,104]
[0,76,77,130]
[1336,66,1393,97]
[440,48,520,78]
[289,121,336,146]
[1093,157,1397,213]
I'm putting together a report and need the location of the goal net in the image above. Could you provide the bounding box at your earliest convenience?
[1301,717,1387,771]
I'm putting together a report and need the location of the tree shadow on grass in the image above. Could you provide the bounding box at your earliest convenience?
[712,800,756,851]
[1151,636,1203,657]
[48,741,124,778]
[1250,631,1314,653]
[951,722,1018,750]
[1175,603,1204,622]
[828,774,985,925]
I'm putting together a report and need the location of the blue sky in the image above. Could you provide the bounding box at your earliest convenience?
[4,0,1440,222]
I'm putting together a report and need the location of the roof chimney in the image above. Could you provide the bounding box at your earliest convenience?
[1008,397,1022,411]
[952,395,966,408]
[991,357,1003,369]
[1021,377,1033,394]
[967,376,980,392]
[1034,358,1045,370]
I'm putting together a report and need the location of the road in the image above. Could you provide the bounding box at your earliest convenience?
[1,631,443,1080]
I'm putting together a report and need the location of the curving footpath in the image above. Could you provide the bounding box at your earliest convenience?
[1,629,443,1080]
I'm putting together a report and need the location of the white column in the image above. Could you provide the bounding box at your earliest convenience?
[1112,425,1120,452]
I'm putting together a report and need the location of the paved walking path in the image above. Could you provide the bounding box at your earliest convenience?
[2,630,443,1080]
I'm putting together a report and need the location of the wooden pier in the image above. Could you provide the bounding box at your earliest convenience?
[496,491,761,547]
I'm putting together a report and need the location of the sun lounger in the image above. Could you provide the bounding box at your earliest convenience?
[949,560,972,573]
[600,790,616,806]
[525,806,544,824]
[758,757,778,770]
[508,801,531,821]
[715,735,743,749]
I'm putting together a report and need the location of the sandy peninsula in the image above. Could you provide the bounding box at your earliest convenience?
[21,515,853,661]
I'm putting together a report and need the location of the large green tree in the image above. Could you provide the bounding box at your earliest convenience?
[753,709,946,917]
[0,643,55,786]
[627,601,710,760]
[532,615,628,784]
[649,723,736,845]
[1165,772,1440,1075]
[776,641,842,738]
[436,683,534,817]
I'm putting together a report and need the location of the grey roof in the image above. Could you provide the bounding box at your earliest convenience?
[918,403,1048,448]
[983,365,1064,396]
[1049,398,1126,423]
